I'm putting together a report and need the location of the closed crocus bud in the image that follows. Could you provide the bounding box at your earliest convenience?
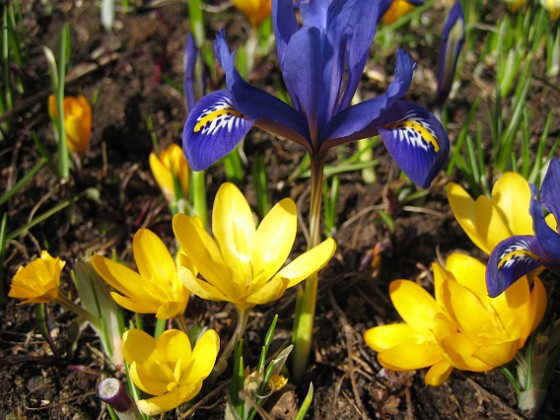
[541,0,560,20]
[149,143,190,204]
[504,0,529,12]
[9,251,64,304]
[381,0,424,24]
[232,0,272,28]
[48,95,92,154]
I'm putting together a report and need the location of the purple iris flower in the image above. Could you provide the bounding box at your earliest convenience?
[183,0,450,188]
[487,158,560,297]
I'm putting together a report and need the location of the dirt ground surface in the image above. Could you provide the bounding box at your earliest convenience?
[2,0,560,419]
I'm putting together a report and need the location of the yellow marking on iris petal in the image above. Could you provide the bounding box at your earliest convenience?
[193,108,243,133]
[498,249,540,269]
[388,120,440,152]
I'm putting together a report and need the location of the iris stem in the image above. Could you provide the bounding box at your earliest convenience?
[291,155,324,383]
[209,308,250,383]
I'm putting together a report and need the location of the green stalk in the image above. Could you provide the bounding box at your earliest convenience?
[0,214,7,303]
[191,169,208,228]
[55,293,102,329]
[291,155,324,383]
[56,23,70,180]
[210,309,250,383]
[188,0,205,48]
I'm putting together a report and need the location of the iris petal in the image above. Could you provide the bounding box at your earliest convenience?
[540,159,560,224]
[272,0,299,66]
[321,49,415,146]
[486,235,546,297]
[183,90,255,171]
[531,184,560,263]
[376,101,450,188]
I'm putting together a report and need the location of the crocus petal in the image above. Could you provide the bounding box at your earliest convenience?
[321,49,415,146]
[378,342,443,370]
[275,238,336,287]
[389,279,441,333]
[123,329,156,365]
[213,183,255,283]
[425,360,454,386]
[244,276,290,307]
[376,101,450,188]
[173,214,233,295]
[179,266,231,302]
[540,159,560,224]
[434,314,491,372]
[363,323,427,352]
[156,330,192,363]
[183,90,255,171]
[156,301,189,320]
[110,292,159,314]
[444,253,487,301]
[92,256,146,300]
[252,198,297,284]
[133,229,177,286]
[492,172,534,236]
[129,362,169,396]
[136,390,185,416]
[182,329,220,384]
[472,340,520,368]
[486,235,547,298]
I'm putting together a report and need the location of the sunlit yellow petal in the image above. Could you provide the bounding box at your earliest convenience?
[276,238,336,288]
[213,183,255,283]
[173,214,233,294]
[128,362,169,396]
[133,229,177,286]
[492,172,533,236]
[425,361,454,386]
[156,330,191,363]
[136,390,184,415]
[156,301,189,320]
[149,151,174,199]
[378,342,443,370]
[434,314,491,372]
[389,280,441,333]
[182,329,220,384]
[527,276,547,340]
[444,253,487,301]
[244,277,289,307]
[252,198,297,285]
[110,292,159,314]
[474,196,511,252]
[123,329,156,365]
[472,340,520,367]
[364,323,427,352]
[92,255,145,298]
[179,267,230,302]
[447,182,491,253]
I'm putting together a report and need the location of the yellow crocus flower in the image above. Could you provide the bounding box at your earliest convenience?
[382,0,417,25]
[541,0,560,20]
[447,172,534,255]
[9,251,64,304]
[172,182,336,312]
[48,95,92,154]
[149,143,190,204]
[92,228,189,319]
[364,253,546,386]
[123,328,220,415]
[232,0,272,28]
[504,0,528,12]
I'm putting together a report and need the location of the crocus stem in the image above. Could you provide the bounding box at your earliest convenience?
[55,294,101,330]
[209,308,250,382]
[291,155,324,383]
[191,169,208,228]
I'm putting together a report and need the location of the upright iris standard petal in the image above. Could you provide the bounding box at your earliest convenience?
[539,159,560,224]
[436,0,465,107]
[375,102,450,188]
